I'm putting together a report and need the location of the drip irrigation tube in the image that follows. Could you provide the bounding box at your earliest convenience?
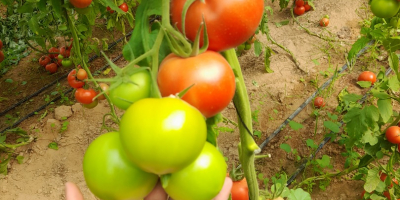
[0,54,124,134]
[0,30,133,117]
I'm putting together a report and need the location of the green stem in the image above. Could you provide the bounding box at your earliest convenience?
[162,0,170,26]
[223,49,260,200]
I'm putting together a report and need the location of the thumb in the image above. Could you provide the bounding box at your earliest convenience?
[213,177,233,200]
[65,182,84,200]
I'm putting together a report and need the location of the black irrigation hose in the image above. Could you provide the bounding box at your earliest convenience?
[0,53,124,134]
[0,30,133,117]
[286,68,393,186]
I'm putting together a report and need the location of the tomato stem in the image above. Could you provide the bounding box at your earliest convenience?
[222,49,260,200]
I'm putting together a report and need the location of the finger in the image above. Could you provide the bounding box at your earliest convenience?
[65,182,84,200]
[213,177,233,200]
[144,180,168,200]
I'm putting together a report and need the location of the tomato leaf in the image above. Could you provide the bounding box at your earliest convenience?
[364,168,380,193]
[361,130,378,146]
[286,188,311,200]
[50,0,62,18]
[264,46,274,73]
[288,121,303,131]
[280,143,291,153]
[377,99,392,123]
[383,38,400,53]
[306,139,318,149]
[357,81,372,88]
[16,155,24,164]
[205,113,223,147]
[0,157,11,175]
[371,89,391,99]
[388,75,400,92]
[358,155,373,168]
[254,40,262,57]
[347,36,369,64]
[323,121,340,133]
[48,142,59,150]
[389,52,399,78]
[275,20,289,28]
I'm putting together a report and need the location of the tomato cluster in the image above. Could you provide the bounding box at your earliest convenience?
[361,172,399,199]
[39,42,73,74]
[0,39,4,63]
[294,0,311,16]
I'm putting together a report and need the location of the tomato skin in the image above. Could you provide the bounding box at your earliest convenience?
[39,56,51,67]
[295,0,305,7]
[0,40,3,49]
[75,88,97,104]
[158,51,236,118]
[68,69,85,89]
[82,99,98,109]
[314,97,325,108]
[163,142,227,200]
[370,0,400,19]
[119,97,207,175]
[59,46,71,58]
[83,132,159,200]
[48,47,59,59]
[119,2,129,12]
[70,0,92,8]
[106,6,114,13]
[386,126,400,144]
[171,0,264,52]
[358,71,377,85]
[97,83,109,100]
[320,18,329,27]
[294,6,306,16]
[304,2,311,11]
[109,70,152,110]
[77,69,88,80]
[231,178,249,200]
[45,63,58,74]
[0,51,4,63]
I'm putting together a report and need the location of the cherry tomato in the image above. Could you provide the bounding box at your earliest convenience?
[0,39,3,49]
[158,51,236,118]
[83,132,159,200]
[77,69,88,80]
[295,0,305,7]
[68,69,85,89]
[0,51,3,63]
[59,46,71,58]
[39,56,51,67]
[48,47,59,59]
[171,0,264,51]
[70,0,92,8]
[119,2,129,12]
[304,2,311,11]
[380,171,399,189]
[163,142,227,200]
[75,88,97,104]
[370,0,400,19]
[231,178,249,200]
[97,83,109,100]
[358,71,377,85]
[294,6,306,16]
[109,70,151,110]
[314,97,325,108]
[106,6,114,13]
[385,126,400,144]
[82,99,98,109]
[320,18,329,27]
[62,59,73,67]
[45,63,58,74]
[119,97,207,175]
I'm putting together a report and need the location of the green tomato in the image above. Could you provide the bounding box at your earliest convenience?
[237,44,245,52]
[83,132,159,200]
[370,0,400,19]
[109,70,151,110]
[244,43,252,50]
[82,99,98,109]
[61,59,73,67]
[163,142,227,200]
[58,54,64,60]
[119,97,207,175]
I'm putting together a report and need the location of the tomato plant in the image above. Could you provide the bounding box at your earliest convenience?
[231,178,249,200]
[39,56,51,67]
[157,51,236,118]
[45,63,57,74]
[68,69,85,89]
[358,71,377,85]
[294,6,306,16]
[77,69,88,80]
[119,2,129,12]
[75,88,97,104]
[119,97,207,175]
[370,0,400,19]
[83,132,159,200]
[69,0,92,8]
[163,142,227,200]
[170,0,264,51]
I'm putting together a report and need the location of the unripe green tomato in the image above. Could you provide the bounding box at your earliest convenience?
[237,44,245,52]
[83,132,159,200]
[61,59,73,67]
[370,0,400,19]
[82,99,98,109]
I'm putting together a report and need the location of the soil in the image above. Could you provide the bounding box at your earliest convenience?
[0,0,382,199]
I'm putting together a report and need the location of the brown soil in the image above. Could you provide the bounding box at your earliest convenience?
[0,0,380,199]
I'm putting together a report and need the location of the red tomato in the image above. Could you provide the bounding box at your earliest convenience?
[294,6,306,15]
[0,51,4,63]
[77,69,88,80]
[55,57,63,67]
[304,2,311,11]
[171,0,264,52]
[398,144,400,152]
[231,178,249,200]
[59,46,71,58]
[70,0,92,8]
[157,51,236,118]
[358,71,377,85]
[45,63,58,74]
[39,56,51,67]
[97,83,109,100]
[295,0,305,7]
[320,18,329,27]
[48,47,59,59]
[119,2,128,12]
[0,39,3,49]
[106,6,114,13]
[75,88,97,104]
[385,126,400,144]
[68,69,85,89]
[314,97,325,108]
[383,191,391,199]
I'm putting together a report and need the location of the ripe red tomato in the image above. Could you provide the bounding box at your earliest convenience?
[97,83,109,100]
[119,97,207,175]
[294,6,306,15]
[0,51,4,63]
[45,63,58,74]
[77,69,88,80]
[0,39,3,49]
[320,18,329,27]
[296,0,305,7]
[304,2,311,11]
[358,71,377,85]
[163,142,227,200]
[70,0,92,8]
[231,178,249,200]
[75,88,97,104]
[106,6,114,13]
[39,56,51,67]
[68,69,85,88]
[314,97,325,108]
[157,51,236,118]
[48,47,59,59]
[386,126,400,144]
[83,132,159,200]
[171,0,264,52]
[119,2,128,12]
[59,46,71,58]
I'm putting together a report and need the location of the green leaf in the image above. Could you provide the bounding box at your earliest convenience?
[316,155,331,168]
[377,99,392,123]
[342,93,363,102]
[289,121,303,131]
[254,40,262,56]
[376,150,384,159]
[383,38,400,52]
[361,130,378,146]
[306,139,318,149]
[50,0,62,18]
[254,130,262,138]
[287,188,311,200]
[280,143,291,153]
[389,52,399,78]
[48,142,59,150]
[5,79,13,83]
[206,114,223,147]
[17,2,36,13]
[357,81,372,88]
[275,20,289,28]
[358,155,373,168]
[371,90,391,99]
[323,121,340,133]
[364,168,380,193]
[388,75,400,92]
[16,155,24,164]
[21,81,27,85]
[264,46,274,73]
[347,36,370,63]
[312,59,320,66]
